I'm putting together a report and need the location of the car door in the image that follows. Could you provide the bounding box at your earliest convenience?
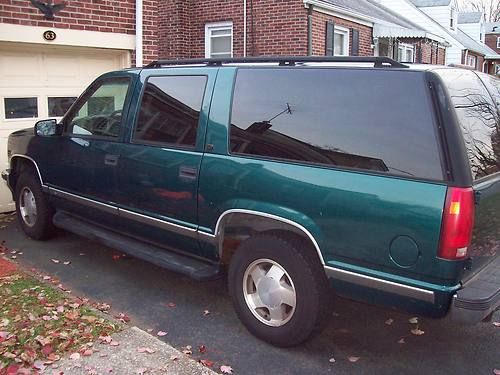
[43,74,134,222]
[114,68,217,256]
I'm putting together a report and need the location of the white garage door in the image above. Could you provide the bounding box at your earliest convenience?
[0,42,129,212]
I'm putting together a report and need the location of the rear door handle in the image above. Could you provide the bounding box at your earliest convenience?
[104,154,119,166]
[179,166,197,180]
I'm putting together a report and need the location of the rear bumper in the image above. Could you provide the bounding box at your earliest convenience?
[449,257,500,323]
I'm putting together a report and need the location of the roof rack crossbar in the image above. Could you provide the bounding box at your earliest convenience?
[144,56,407,69]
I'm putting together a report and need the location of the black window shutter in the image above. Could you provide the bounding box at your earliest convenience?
[351,28,359,56]
[325,21,335,56]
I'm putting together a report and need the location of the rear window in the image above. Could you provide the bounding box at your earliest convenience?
[229,68,443,180]
[434,69,500,180]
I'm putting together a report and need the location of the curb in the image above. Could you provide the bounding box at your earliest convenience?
[45,326,218,375]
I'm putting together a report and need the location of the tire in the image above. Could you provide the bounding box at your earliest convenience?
[15,172,55,240]
[228,233,331,347]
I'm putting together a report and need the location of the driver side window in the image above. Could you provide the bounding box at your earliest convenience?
[64,77,130,138]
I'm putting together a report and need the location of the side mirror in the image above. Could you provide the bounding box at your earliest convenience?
[34,119,61,136]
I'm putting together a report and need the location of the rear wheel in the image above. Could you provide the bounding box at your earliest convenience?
[15,172,55,240]
[228,233,331,347]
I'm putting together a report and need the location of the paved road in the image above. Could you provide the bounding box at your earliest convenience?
[2,219,499,375]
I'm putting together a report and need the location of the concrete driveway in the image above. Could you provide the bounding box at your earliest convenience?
[2,219,499,375]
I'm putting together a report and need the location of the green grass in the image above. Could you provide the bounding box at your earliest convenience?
[0,273,120,371]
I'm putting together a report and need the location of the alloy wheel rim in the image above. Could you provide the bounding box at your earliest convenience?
[243,258,296,327]
[19,187,37,227]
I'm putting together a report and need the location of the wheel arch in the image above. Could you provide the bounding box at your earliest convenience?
[214,209,326,267]
[9,155,44,195]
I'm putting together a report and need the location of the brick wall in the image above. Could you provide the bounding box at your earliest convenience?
[398,38,446,65]
[158,0,308,59]
[462,50,485,71]
[311,11,373,56]
[0,0,158,65]
[485,34,500,54]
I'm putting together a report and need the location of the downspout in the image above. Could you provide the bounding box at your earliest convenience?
[464,49,469,66]
[243,0,247,57]
[307,5,313,56]
[135,0,143,67]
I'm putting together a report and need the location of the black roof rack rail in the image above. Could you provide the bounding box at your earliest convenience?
[144,56,407,69]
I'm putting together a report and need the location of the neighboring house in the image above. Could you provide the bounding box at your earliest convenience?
[374,0,500,72]
[485,22,500,73]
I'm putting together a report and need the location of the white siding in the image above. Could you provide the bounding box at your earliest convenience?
[419,6,455,32]
[459,23,481,42]
[373,0,465,64]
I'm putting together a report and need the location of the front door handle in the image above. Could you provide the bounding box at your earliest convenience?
[104,154,119,166]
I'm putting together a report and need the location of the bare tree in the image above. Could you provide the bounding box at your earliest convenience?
[459,0,500,22]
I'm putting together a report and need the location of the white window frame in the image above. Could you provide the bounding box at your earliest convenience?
[334,26,349,56]
[467,54,477,68]
[397,43,415,63]
[496,37,500,49]
[205,21,233,58]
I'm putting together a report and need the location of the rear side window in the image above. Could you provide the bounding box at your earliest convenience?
[230,68,443,180]
[134,75,207,148]
[435,69,500,180]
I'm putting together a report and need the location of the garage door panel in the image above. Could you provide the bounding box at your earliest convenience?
[0,43,129,212]
[0,52,42,87]
[44,54,80,85]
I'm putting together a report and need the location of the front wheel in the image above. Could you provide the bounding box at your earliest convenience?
[228,233,331,347]
[15,172,55,240]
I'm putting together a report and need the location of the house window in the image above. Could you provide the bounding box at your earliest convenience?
[334,27,349,56]
[205,22,233,58]
[497,37,500,49]
[397,44,415,63]
[4,97,38,119]
[450,8,455,29]
[467,55,477,68]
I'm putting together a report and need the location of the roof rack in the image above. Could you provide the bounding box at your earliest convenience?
[144,56,407,69]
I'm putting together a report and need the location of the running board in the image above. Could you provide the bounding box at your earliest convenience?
[53,211,222,281]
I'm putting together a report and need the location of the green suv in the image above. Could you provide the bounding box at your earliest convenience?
[3,57,499,347]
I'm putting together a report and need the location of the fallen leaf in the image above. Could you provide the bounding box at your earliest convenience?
[69,352,81,360]
[137,347,155,354]
[199,344,206,354]
[329,357,336,363]
[115,313,130,323]
[170,354,179,361]
[493,369,500,375]
[348,356,360,363]
[79,253,86,256]
[157,331,167,337]
[42,344,54,356]
[137,368,148,375]
[199,359,214,368]
[220,365,233,374]
[385,318,394,325]
[408,317,419,324]
[411,328,425,336]
[492,322,500,327]
[167,302,176,308]
[56,305,64,313]
[203,310,210,316]
[82,349,93,356]
[81,315,97,323]
[398,338,406,344]
[110,341,120,347]
[51,259,60,264]
[63,261,71,265]
[43,276,52,280]
[11,255,16,259]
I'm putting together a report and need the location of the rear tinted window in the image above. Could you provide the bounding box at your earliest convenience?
[230,68,443,180]
[435,69,500,180]
[134,75,207,148]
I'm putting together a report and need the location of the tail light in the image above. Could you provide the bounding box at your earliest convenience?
[438,187,475,260]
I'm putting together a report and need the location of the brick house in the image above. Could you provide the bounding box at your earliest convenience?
[485,22,500,74]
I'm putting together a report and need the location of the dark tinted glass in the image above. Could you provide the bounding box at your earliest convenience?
[230,68,443,180]
[48,97,77,117]
[134,76,207,147]
[4,98,38,119]
[435,69,500,180]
